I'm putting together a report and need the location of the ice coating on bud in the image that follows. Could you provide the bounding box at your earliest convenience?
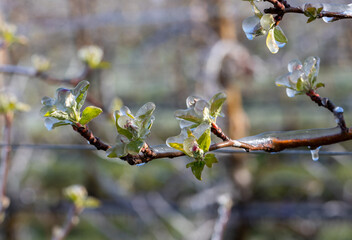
[288,59,303,73]
[186,96,201,108]
[303,56,320,77]
[310,146,321,161]
[260,14,275,31]
[242,16,264,40]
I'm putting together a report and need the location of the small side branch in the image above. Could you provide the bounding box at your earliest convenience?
[211,122,230,141]
[306,90,347,132]
[72,123,111,151]
[51,205,80,240]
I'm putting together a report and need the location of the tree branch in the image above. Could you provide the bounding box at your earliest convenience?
[263,1,352,23]
[70,123,352,165]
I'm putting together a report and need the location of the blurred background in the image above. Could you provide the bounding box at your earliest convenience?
[1,0,352,239]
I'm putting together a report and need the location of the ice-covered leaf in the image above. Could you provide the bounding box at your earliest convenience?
[78,45,104,68]
[186,161,205,181]
[80,106,102,125]
[242,15,264,40]
[288,59,303,73]
[274,26,288,44]
[44,118,71,130]
[126,139,145,155]
[167,142,184,152]
[296,78,305,91]
[286,88,298,98]
[209,92,226,118]
[197,127,211,152]
[136,102,155,120]
[73,80,90,111]
[204,154,218,168]
[175,108,202,124]
[266,28,279,54]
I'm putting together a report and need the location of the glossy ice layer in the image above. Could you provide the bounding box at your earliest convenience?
[238,127,342,147]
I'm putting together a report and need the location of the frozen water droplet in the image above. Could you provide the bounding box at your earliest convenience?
[286,88,298,98]
[288,59,302,73]
[136,163,146,166]
[334,106,344,113]
[322,17,334,23]
[245,33,255,40]
[276,40,286,48]
[310,146,321,161]
[242,16,263,40]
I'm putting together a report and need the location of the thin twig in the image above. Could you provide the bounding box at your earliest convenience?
[306,90,347,132]
[51,204,80,240]
[0,113,13,215]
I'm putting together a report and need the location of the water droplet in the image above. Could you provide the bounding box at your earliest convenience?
[334,106,344,113]
[286,88,298,98]
[310,146,321,161]
[242,16,263,40]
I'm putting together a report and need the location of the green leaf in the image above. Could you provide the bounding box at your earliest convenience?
[274,27,288,44]
[209,92,226,118]
[307,17,316,23]
[266,29,279,54]
[73,81,90,111]
[175,109,202,124]
[136,102,156,120]
[197,128,211,152]
[79,106,102,125]
[168,142,184,152]
[296,78,305,91]
[113,111,134,139]
[204,154,218,168]
[315,82,325,89]
[186,161,205,181]
[126,139,145,155]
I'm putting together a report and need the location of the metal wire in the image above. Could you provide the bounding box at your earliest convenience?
[1,143,352,156]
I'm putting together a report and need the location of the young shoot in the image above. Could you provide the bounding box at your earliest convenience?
[275,56,324,97]
[107,102,156,158]
[40,80,102,130]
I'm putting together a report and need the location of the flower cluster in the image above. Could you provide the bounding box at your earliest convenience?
[107,102,156,158]
[166,92,226,180]
[275,56,324,97]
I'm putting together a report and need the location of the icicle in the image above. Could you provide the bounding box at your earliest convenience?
[309,146,321,161]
